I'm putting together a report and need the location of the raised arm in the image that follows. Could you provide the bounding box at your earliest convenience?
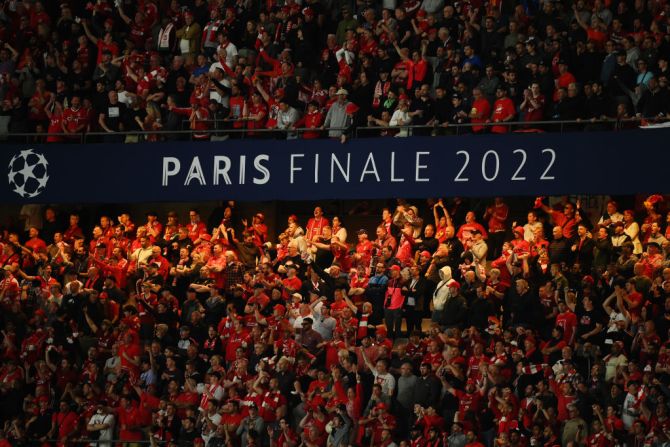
[82,20,99,44]
[117,5,132,25]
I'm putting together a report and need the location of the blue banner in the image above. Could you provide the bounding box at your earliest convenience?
[2,130,669,203]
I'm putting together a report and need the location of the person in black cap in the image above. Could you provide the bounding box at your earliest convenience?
[450,93,469,125]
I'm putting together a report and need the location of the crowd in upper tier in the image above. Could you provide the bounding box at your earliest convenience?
[2,0,670,142]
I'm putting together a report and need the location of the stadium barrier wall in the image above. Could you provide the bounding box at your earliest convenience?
[2,129,670,203]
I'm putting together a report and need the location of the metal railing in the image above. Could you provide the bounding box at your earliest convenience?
[1,116,667,144]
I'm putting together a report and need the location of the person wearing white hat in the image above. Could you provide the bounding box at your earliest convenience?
[322,88,352,139]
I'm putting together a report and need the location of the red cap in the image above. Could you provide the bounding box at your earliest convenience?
[582,275,595,285]
[447,279,460,289]
[399,94,408,101]
[514,226,524,235]
[376,326,387,335]
[345,102,359,115]
[273,304,286,314]
[375,402,387,411]
[390,265,401,271]
[420,250,431,258]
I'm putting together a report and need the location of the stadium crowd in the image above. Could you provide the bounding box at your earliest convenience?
[1,0,670,141]
[1,195,670,447]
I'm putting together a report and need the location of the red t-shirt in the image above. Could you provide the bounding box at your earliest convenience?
[491,97,515,133]
[470,98,491,132]
[555,311,577,344]
[118,403,144,441]
[96,40,119,64]
[62,107,88,133]
[47,114,63,142]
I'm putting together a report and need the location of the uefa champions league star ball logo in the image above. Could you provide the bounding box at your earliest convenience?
[7,149,49,198]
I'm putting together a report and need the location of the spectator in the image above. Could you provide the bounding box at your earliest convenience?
[323,88,352,140]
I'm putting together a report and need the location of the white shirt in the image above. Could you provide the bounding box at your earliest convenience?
[88,412,115,445]
[201,412,222,444]
[622,392,638,430]
[390,109,412,137]
[373,370,396,396]
[523,221,543,243]
[598,212,624,228]
[217,41,238,67]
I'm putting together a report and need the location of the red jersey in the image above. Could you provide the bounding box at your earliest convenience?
[224,329,249,362]
[118,403,144,441]
[555,310,577,344]
[187,221,207,241]
[96,40,119,64]
[52,411,79,442]
[25,237,47,253]
[62,107,88,133]
[355,239,373,267]
[487,203,509,232]
[246,102,267,131]
[294,110,323,139]
[46,114,63,142]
